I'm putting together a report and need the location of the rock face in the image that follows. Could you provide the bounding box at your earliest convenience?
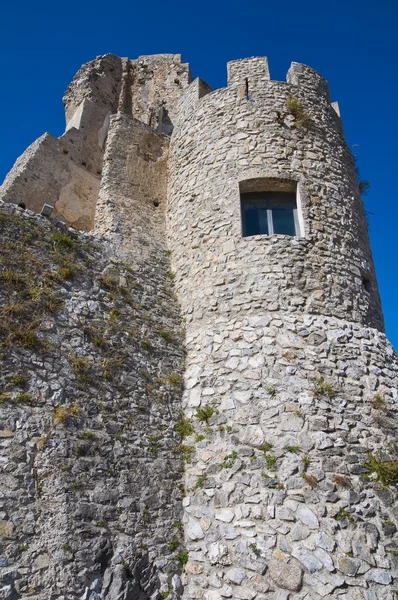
[1,53,398,600]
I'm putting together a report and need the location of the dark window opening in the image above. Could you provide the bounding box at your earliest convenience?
[241,191,299,237]
[362,275,372,293]
[245,78,250,101]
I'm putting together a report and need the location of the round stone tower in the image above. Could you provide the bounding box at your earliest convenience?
[167,58,398,599]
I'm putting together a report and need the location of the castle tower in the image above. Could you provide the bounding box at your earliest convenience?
[0,54,397,600]
[167,58,397,599]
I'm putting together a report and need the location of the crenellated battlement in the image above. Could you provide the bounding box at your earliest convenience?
[175,57,334,135]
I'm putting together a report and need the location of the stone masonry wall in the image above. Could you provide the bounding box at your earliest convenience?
[166,58,398,599]
[0,54,190,230]
[177,312,398,600]
[94,113,169,263]
[0,202,187,600]
[168,60,383,331]
[0,55,124,230]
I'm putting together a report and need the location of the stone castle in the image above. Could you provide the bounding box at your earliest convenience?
[0,53,397,600]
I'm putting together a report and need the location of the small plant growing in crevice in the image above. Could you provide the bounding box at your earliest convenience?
[168,538,179,551]
[174,520,183,531]
[159,329,174,342]
[371,394,386,409]
[335,508,354,522]
[285,94,311,128]
[259,442,273,453]
[249,543,261,557]
[53,405,80,425]
[100,274,119,290]
[178,444,194,463]
[176,417,194,439]
[166,373,182,388]
[148,442,159,456]
[220,450,239,469]
[10,374,28,386]
[195,404,218,423]
[109,308,123,322]
[15,392,32,404]
[312,377,338,399]
[264,454,277,470]
[284,445,301,454]
[69,354,94,384]
[265,385,277,396]
[50,231,76,249]
[301,473,318,487]
[195,473,208,489]
[141,339,153,352]
[334,474,351,488]
[364,453,398,486]
[177,549,188,569]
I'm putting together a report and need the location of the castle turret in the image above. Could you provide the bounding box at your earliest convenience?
[167,58,397,599]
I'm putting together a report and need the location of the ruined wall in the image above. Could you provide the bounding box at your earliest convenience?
[0,55,124,229]
[129,54,192,133]
[0,54,190,230]
[167,59,398,599]
[0,202,186,600]
[94,113,169,262]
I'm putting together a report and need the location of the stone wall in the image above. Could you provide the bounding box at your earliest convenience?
[0,53,190,230]
[167,60,383,331]
[0,55,124,229]
[166,58,397,599]
[177,312,398,599]
[0,202,186,599]
[94,113,169,263]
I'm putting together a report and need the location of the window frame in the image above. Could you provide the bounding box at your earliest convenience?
[240,190,300,238]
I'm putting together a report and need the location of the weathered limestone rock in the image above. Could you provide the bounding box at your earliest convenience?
[268,559,303,591]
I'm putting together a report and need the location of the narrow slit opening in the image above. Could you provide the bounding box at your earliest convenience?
[245,78,250,101]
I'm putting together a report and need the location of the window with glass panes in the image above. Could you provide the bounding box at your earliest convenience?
[241,191,299,237]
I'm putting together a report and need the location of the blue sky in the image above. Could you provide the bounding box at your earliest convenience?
[1,0,397,348]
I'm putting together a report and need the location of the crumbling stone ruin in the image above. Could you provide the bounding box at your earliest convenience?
[0,53,397,600]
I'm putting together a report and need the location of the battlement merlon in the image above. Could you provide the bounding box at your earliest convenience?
[287,61,331,102]
[227,56,270,87]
